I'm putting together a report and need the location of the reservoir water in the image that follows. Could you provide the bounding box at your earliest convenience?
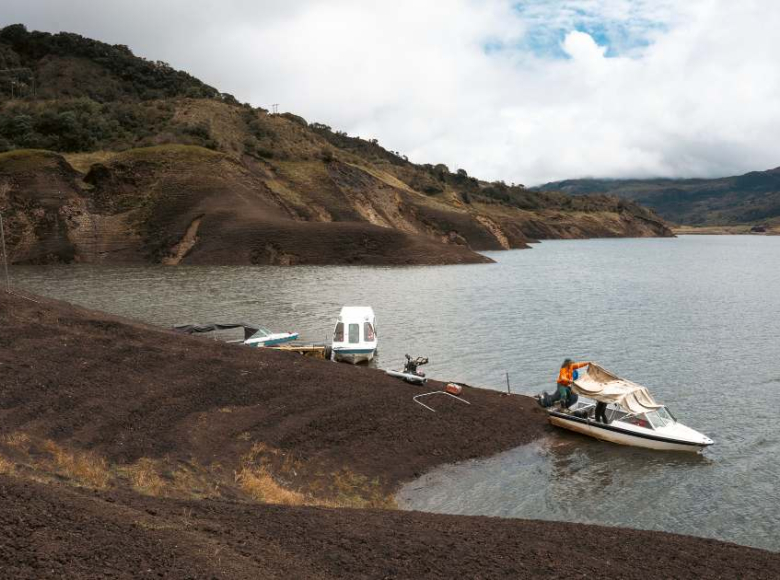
[8,236,780,550]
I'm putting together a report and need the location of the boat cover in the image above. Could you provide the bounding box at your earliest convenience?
[572,364,663,414]
[173,323,263,341]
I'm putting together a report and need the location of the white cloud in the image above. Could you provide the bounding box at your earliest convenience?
[2,0,780,184]
[562,30,607,61]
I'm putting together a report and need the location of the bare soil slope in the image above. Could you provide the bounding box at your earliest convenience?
[1,290,779,578]
[4,474,780,580]
[0,147,492,266]
[0,289,545,501]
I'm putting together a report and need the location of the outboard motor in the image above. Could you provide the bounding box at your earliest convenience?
[403,354,429,377]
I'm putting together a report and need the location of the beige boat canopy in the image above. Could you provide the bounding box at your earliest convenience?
[572,364,663,415]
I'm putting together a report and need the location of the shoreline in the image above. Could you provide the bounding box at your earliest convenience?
[2,289,779,578]
[673,225,780,235]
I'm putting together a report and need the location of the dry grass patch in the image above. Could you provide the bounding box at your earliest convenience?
[3,432,32,450]
[238,443,311,506]
[44,440,111,489]
[235,466,307,506]
[124,458,167,496]
[237,441,393,508]
[171,461,222,499]
[63,151,119,173]
[0,454,16,476]
[330,469,395,509]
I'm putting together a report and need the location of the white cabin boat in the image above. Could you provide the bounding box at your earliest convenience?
[332,306,377,364]
[546,364,713,452]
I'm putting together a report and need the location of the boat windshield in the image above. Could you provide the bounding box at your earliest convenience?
[622,414,653,429]
[645,410,671,429]
[647,407,676,428]
[333,322,344,342]
[348,323,360,344]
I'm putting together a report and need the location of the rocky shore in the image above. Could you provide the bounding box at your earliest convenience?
[1,290,778,578]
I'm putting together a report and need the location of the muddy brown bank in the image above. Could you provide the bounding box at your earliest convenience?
[1,290,778,579]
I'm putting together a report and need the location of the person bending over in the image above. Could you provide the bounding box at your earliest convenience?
[538,359,590,409]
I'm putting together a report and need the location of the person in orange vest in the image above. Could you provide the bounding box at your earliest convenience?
[538,359,590,409]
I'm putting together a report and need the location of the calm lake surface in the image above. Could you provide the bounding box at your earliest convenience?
[9,236,780,550]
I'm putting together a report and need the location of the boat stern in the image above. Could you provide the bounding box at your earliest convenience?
[333,348,375,364]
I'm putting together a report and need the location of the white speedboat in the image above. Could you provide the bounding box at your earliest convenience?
[332,306,377,364]
[546,364,714,452]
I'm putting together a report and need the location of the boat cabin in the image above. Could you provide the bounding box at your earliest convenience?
[332,306,378,364]
[570,400,678,430]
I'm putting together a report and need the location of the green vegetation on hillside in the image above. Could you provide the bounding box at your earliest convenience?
[0,24,224,101]
[0,24,236,152]
[536,170,780,226]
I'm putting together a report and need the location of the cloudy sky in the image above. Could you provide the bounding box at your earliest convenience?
[3,1,779,185]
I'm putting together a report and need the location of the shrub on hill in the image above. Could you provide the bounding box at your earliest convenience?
[0,98,226,153]
[0,24,219,102]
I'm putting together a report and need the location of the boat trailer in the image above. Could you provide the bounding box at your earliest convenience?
[413,390,471,413]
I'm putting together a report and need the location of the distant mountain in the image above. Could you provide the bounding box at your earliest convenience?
[0,24,671,266]
[535,168,780,227]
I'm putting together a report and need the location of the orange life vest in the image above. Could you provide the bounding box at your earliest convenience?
[557,362,589,386]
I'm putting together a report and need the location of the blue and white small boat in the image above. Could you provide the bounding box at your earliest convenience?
[332,306,378,364]
[243,327,299,348]
[173,322,298,348]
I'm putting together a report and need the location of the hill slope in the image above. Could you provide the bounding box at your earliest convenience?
[0,24,671,265]
[536,168,780,228]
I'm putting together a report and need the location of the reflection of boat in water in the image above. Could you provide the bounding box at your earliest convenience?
[547,364,714,453]
[173,322,298,347]
[331,306,377,364]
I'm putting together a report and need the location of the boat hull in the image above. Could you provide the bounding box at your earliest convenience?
[245,333,299,348]
[385,369,426,384]
[549,413,710,452]
[333,349,375,364]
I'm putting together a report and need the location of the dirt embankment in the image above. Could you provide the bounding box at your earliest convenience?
[0,144,671,268]
[2,290,779,579]
[0,148,493,267]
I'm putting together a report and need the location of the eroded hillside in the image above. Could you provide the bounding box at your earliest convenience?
[0,25,672,265]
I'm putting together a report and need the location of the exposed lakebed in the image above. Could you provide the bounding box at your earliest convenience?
[10,236,780,550]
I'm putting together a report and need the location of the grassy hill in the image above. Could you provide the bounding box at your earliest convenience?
[535,169,780,230]
[0,24,672,265]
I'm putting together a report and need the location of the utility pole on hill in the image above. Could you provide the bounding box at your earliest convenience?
[271,103,279,115]
[1,68,36,99]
